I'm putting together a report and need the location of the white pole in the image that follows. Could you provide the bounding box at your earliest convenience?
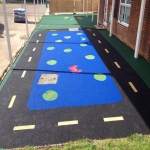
[37,0,39,21]
[86,0,88,17]
[2,0,13,69]
[97,0,100,25]
[43,0,45,13]
[134,0,146,58]
[74,0,76,13]
[109,0,115,37]
[33,0,36,26]
[41,0,42,17]
[24,0,29,39]
[83,0,85,14]
[92,0,94,21]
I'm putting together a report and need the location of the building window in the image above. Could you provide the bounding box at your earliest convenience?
[118,0,131,27]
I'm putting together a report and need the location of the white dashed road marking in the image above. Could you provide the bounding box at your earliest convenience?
[28,57,32,62]
[58,120,78,126]
[36,40,39,43]
[8,95,16,108]
[21,70,26,78]
[93,33,96,36]
[105,49,109,53]
[103,116,124,122]
[98,40,101,43]
[13,125,35,130]
[128,82,138,92]
[114,62,121,68]
[39,34,41,36]
[33,47,36,51]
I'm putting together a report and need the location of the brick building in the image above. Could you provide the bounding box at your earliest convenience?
[98,0,150,62]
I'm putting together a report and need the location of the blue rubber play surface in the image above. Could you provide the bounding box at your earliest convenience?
[28,30,122,110]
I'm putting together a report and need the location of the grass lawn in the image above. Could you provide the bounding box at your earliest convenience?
[14,134,150,150]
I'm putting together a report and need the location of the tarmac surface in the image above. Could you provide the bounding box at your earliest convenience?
[0,24,150,148]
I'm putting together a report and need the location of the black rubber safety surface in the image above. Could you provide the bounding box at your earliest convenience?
[0,29,150,149]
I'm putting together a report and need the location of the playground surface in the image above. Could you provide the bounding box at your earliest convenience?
[0,14,150,149]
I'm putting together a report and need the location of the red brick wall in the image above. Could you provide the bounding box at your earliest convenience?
[98,0,150,62]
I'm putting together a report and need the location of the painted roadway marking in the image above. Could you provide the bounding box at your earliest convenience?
[58,120,78,126]
[98,40,101,43]
[69,28,79,31]
[36,40,39,43]
[50,30,57,31]
[128,82,138,92]
[21,70,26,78]
[28,57,32,62]
[93,33,96,36]
[103,116,124,122]
[13,125,35,131]
[114,62,121,68]
[33,47,36,51]
[87,29,91,31]
[8,95,16,108]
[39,34,41,36]
[105,49,109,53]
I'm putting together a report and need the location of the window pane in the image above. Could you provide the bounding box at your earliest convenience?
[119,6,125,22]
[126,0,131,4]
[124,7,131,24]
[121,0,125,3]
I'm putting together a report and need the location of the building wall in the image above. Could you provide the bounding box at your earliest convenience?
[98,0,150,62]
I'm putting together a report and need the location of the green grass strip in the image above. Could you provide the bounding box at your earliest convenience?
[13,134,150,150]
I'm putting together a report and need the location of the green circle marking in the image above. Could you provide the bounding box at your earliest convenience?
[64,48,72,52]
[80,43,87,47]
[77,33,82,35]
[85,55,95,60]
[55,40,62,43]
[42,90,58,101]
[94,74,106,81]
[47,46,55,50]
[47,60,57,65]
[52,33,58,36]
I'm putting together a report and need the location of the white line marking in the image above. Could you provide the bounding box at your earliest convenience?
[21,70,26,78]
[36,40,39,43]
[114,62,121,68]
[39,34,41,36]
[69,28,79,31]
[58,120,78,126]
[105,49,109,53]
[50,30,57,31]
[93,33,96,36]
[28,57,32,62]
[128,82,138,92]
[103,116,124,122]
[87,29,91,31]
[98,40,101,43]
[8,95,16,108]
[33,47,36,51]
[13,125,35,130]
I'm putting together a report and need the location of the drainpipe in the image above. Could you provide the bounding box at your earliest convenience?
[134,0,146,58]
[97,0,100,25]
[2,0,13,69]
[109,0,115,37]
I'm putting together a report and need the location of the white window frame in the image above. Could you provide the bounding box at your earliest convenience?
[118,0,131,27]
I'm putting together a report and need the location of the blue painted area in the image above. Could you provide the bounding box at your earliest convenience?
[28,30,122,110]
